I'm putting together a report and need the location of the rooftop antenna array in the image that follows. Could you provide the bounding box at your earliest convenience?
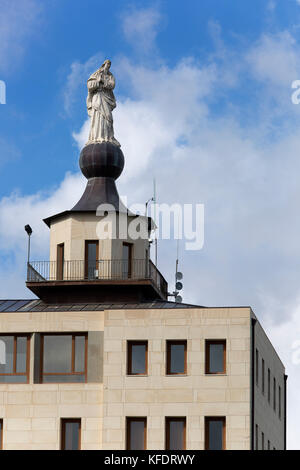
[168,238,183,303]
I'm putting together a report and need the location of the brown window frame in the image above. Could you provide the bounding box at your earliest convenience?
[165,417,186,450]
[0,419,3,450]
[84,240,99,279]
[122,242,133,278]
[0,334,30,383]
[126,417,147,450]
[205,416,226,450]
[127,341,148,375]
[61,418,81,450]
[205,340,226,375]
[40,333,88,384]
[56,243,64,280]
[166,340,187,375]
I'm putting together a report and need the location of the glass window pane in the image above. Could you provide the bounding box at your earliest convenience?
[209,343,224,373]
[16,337,27,373]
[0,336,14,374]
[63,421,80,450]
[43,335,72,373]
[74,336,85,373]
[128,420,145,450]
[87,243,97,279]
[167,419,185,450]
[130,344,146,374]
[0,375,28,384]
[43,374,85,383]
[208,419,224,450]
[169,343,185,374]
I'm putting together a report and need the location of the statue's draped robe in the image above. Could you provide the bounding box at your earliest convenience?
[87,71,119,145]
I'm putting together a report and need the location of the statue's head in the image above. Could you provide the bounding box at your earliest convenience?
[100,59,111,73]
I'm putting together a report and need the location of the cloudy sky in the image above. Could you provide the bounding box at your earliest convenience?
[0,0,300,448]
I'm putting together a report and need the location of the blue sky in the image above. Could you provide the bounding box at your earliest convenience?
[2,0,300,448]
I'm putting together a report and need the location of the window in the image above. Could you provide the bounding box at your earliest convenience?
[0,335,30,383]
[85,240,99,279]
[0,419,2,450]
[268,440,270,450]
[279,386,281,419]
[166,341,187,375]
[61,419,81,450]
[273,378,276,411]
[127,341,148,375]
[126,418,147,450]
[262,432,264,450]
[255,349,259,386]
[205,417,226,450]
[255,424,258,450]
[122,242,133,279]
[166,418,186,450]
[41,333,87,383]
[205,340,226,374]
[262,358,265,394]
[57,243,64,280]
[268,368,271,403]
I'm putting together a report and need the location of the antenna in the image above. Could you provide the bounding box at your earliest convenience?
[153,178,158,267]
[168,239,184,303]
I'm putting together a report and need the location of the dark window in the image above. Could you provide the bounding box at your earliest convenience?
[279,386,281,419]
[205,340,226,374]
[0,335,30,383]
[273,378,276,411]
[85,240,99,279]
[126,418,146,450]
[61,419,81,450]
[166,341,187,375]
[122,243,133,278]
[262,358,265,394]
[255,349,259,386]
[262,432,264,450]
[57,243,64,280]
[268,368,271,403]
[255,424,258,450]
[268,440,270,450]
[205,417,226,450]
[166,418,186,450]
[127,341,147,375]
[41,334,87,383]
[0,419,2,450]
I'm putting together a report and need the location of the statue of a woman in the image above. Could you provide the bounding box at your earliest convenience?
[86,59,120,147]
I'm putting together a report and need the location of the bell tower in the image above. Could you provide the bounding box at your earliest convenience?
[26,60,168,304]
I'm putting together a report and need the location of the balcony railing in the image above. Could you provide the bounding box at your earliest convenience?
[27,259,168,299]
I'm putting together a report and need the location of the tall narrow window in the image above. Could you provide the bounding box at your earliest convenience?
[0,419,3,450]
[268,440,270,450]
[126,418,147,450]
[41,333,87,383]
[255,349,259,386]
[273,378,276,411]
[262,432,264,450]
[61,419,81,450]
[268,368,271,403]
[205,417,226,450]
[127,341,148,375]
[166,418,186,450]
[205,340,226,374]
[279,386,281,419]
[166,341,187,375]
[262,358,265,395]
[57,243,64,280]
[255,424,258,450]
[0,335,30,383]
[122,242,132,279]
[85,240,99,279]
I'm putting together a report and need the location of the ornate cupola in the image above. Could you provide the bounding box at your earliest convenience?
[26,60,167,304]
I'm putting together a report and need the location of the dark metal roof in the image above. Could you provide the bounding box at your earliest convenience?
[0,299,204,312]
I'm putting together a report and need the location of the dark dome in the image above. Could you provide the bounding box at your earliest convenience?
[79,142,124,180]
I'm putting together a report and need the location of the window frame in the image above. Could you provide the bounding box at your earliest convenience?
[205,416,226,450]
[56,243,64,281]
[279,385,281,420]
[262,358,265,395]
[205,340,226,375]
[126,417,147,450]
[166,340,187,375]
[255,348,259,386]
[273,377,276,412]
[40,333,88,384]
[0,334,30,383]
[122,242,133,279]
[165,417,186,450]
[84,240,99,279]
[267,368,271,403]
[127,341,148,376]
[61,418,81,450]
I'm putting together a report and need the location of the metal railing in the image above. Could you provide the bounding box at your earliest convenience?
[27,259,168,298]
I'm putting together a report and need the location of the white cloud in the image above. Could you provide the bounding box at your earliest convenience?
[0,0,42,73]
[121,6,162,54]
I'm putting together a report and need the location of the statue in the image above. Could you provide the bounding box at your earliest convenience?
[86,59,120,147]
